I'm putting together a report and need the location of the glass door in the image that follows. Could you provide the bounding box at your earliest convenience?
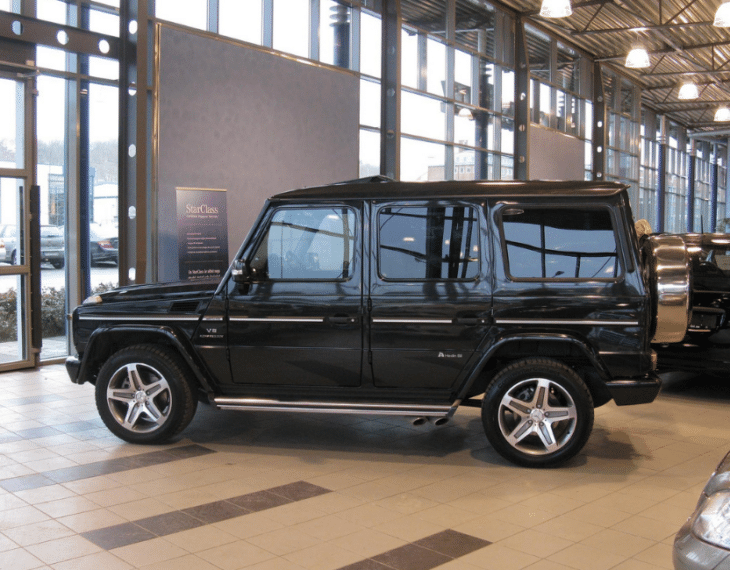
[0,73,36,370]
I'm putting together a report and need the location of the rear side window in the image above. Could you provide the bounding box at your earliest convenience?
[500,207,620,280]
[250,207,356,280]
[378,205,480,280]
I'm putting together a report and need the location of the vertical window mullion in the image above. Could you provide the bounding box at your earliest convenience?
[263,0,273,48]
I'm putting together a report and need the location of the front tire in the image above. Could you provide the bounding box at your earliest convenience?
[95,345,197,444]
[481,358,594,468]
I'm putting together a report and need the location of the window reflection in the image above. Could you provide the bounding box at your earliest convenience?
[502,208,619,280]
[378,206,479,280]
[251,208,355,280]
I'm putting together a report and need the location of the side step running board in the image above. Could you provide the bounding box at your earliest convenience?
[213,397,455,418]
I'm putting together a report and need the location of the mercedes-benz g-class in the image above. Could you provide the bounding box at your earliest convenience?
[67,178,691,467]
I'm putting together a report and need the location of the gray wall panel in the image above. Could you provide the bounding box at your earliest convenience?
[528,126,585,181]
[157,26,359,282]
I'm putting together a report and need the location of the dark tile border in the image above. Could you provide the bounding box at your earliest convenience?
[0,444,215,492]
[339,530,491,570]
[82,481,331,550]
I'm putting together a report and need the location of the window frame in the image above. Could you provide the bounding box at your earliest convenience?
[496,203,624,283]
[375,201,482,282]
[248,204,358,283]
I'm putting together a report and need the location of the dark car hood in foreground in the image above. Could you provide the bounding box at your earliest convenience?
[93,279,220,305]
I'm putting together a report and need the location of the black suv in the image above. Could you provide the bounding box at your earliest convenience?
[66,179,692,467]
[654,233,730,375]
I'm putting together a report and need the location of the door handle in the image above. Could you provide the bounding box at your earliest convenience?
[329,315,357,324]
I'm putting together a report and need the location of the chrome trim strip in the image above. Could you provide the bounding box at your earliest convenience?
[213,397,452,416]
[494,319,640,326]
[229,317,325,323]
[78,314,200,322]
[373,318,453,324]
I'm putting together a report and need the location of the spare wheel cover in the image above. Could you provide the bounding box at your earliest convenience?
[646,234,691,344]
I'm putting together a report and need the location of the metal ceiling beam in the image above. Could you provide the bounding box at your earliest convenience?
[664,0,701,25]
[596,40,730,63]
[650,102,730,112]
[687,127,730,135]
[609,0,711,75]
[571,21,714,37]
[644,80,726,92]
[639,69,730,78]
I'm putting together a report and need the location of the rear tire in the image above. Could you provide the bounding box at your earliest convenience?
[95,345,197,444]
[481,358,594,468]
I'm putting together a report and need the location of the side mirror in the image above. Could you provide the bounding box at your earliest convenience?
[231,259,251,284]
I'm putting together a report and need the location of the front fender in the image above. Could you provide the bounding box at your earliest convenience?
[74,325,216,396]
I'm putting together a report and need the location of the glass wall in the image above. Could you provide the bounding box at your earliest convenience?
[639,110,659,229]
[153,0,515,182]
[665,141,688,234]
[525,25,592,181]
[603,67,640,213]
[398,2,515,181]
[359,9,382,176]
[526,27,591,137]
[31,1,120,360]
[694,142,712,232]
[717,151,728,231]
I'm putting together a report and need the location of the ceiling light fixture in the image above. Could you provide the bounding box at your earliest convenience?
[540,0,572,18]
[714,106,730,121]
[677,82,699,100]
[714,1,730,26]
[625,46,650,69]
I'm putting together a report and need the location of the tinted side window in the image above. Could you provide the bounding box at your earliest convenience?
[378,205,480,280]
[501,207,620,280]
[250,207,355,280]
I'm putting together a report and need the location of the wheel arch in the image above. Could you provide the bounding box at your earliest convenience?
[458,333,613,407]
[77,326,215,397]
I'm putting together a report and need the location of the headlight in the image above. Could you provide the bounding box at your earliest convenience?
[82,295,103,305]
[692,491,730,549]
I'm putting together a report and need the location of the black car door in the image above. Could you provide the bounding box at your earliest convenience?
[227,202,363,387]
[367,200,491,390]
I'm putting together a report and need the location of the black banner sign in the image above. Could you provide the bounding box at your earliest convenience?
[176,187,229,281]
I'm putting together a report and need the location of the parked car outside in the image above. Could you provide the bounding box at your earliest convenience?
[0,224,17,264]
[0,224,65,268]
[674,450,730,570]
[654,233,730,375]
[90,224,119,266]
[40,225,65,268]
[66,178,694,468]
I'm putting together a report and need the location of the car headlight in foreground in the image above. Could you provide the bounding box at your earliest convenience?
[674,453,730,570]
[694,491,730,550]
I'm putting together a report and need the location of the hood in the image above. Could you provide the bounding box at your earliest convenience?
[93,279,219,305]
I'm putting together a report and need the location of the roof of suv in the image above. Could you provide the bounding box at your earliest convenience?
[272,178,629,202]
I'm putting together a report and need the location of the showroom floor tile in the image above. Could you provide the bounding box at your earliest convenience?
[0,365,728,570]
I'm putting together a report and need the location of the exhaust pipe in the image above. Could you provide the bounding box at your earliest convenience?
[412,416,449,426]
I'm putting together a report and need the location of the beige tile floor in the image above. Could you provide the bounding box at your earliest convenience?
[0,365,728,570]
